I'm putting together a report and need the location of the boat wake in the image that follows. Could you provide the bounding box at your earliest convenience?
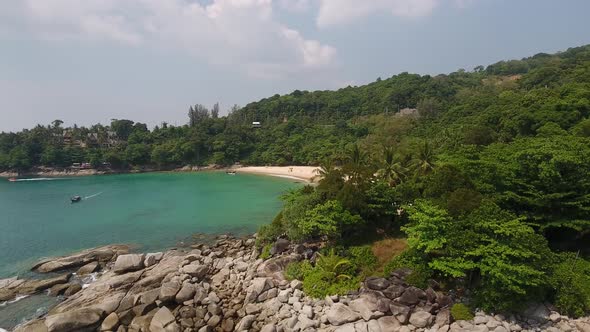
[12,177,69,182]
[83,192,103,200]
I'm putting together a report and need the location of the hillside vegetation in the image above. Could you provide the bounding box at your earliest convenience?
[2,45,590,315]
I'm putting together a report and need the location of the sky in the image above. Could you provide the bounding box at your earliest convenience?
[0,0,589,132]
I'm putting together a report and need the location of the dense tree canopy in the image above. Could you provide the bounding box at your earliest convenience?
[2,43,590,315]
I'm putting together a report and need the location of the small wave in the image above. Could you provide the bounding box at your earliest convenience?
[81,272,99,288]
[0,294,29,307]
[83,192,103,200]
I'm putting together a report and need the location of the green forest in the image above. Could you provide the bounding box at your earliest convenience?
[2,45,590,316]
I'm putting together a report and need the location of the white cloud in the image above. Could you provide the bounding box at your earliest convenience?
[317,0,439,27]
[6,0,336,77]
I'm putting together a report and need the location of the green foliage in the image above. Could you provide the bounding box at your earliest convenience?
[281,188,363,242]
[259,244,272,260]
[450,303,474,321]
[348,246,378,276]
[256,211,285,247]
[301,250,361,298]
[548,253,590,317]
[403,200,552,311]
[284,260,312,281]
[383,250,432,289]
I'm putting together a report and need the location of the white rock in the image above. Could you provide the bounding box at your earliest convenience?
[113,254,145,273]
[409,311,433,328]
[327,304,361,326]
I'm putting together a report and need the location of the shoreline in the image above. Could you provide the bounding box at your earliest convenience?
[6,235,588,332]
[234,166,320,183]
[0,165,320,183]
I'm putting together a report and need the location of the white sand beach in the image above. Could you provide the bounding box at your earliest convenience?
[235,166,320,182]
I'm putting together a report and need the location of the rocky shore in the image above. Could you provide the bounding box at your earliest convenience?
[2,235,589,332]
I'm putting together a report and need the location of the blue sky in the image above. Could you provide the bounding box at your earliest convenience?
[0,0,589,132]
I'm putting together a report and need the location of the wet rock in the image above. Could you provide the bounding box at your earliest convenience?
[19,273,71,294]
[33,245,129,273]
[113,254,145,274]
[63,284,82,296]
[76,261,99,275]
[48,283,71,296]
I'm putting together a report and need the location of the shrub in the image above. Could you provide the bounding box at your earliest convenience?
[348,245,378,276]
[290,200,363,242]
[259,244,272,260]
[256,211,285,248]
[300,250,361,298]
[450,303,474,321]
[549,253,590,317]
[383,251,432,289]
[302,269,361,299]
[284,261,312,281]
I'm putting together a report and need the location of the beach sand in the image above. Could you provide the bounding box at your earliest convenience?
[235,166,320,182]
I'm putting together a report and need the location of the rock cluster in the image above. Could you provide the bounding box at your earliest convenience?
[0,245,130,303]
[7,237,590,332]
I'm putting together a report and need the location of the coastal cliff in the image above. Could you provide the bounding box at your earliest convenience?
[3,235,589,332]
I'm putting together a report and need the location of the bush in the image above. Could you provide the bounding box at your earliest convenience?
[302,268,361,299]
[549,253,590,317]
[348,245,378,276]
[450,303,474,321]
[383,251,432,289]
[298,250,361,298]
[256,211,285,248]
[259,244,272,260]
[284,261,312,281]
[290,200,363,242]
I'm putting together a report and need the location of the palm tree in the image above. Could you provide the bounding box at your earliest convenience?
[412,140,436,176]
[344,144,369,185]
[378,147,408,186]
[315,158,336,180]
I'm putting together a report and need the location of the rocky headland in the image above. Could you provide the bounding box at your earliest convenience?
[2,235,589,332]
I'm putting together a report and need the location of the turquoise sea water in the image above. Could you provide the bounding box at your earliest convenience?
[0,172,299,279]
